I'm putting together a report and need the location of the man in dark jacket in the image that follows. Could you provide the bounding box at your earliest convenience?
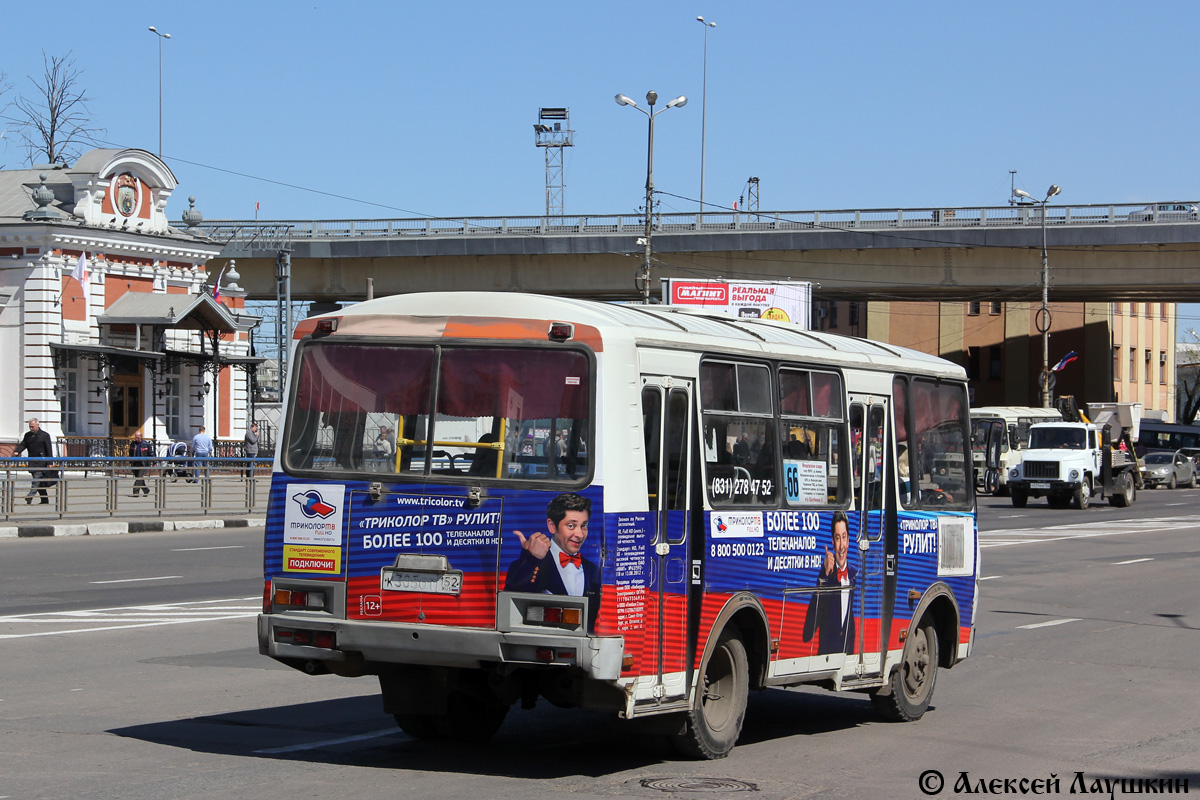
[15,418,53,504]
[129,430,154,496]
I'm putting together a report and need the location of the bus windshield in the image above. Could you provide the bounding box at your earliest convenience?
[283,341,592,482]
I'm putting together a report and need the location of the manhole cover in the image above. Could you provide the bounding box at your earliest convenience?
[641,777,758,793]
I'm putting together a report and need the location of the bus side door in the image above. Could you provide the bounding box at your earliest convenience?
[641,377,693,699]
[849,396,888,679]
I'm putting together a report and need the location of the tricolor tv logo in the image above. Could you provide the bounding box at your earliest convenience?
[293,489,337,518]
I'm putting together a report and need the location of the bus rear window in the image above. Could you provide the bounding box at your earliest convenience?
[284,342,592,483]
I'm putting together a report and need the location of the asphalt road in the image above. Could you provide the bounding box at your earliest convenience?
[3,490,1198,799]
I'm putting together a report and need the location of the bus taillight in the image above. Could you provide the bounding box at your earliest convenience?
[274,588,328,611]
[525,604,582,627]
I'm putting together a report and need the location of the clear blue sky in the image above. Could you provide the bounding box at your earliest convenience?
[3,1,1199,332]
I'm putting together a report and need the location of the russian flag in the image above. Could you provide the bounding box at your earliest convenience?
[1052,350,1079,372]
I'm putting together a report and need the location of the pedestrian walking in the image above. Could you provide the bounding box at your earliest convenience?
[244,423,260,478]
[190,426,213,482]
[15,418,53,504]
[129,430,154,496]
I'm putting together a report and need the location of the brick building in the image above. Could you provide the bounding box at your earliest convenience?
[811,299,1177,416]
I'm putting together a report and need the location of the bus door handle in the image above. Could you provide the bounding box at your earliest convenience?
[859,539,870,551]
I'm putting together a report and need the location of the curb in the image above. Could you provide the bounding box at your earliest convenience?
[0,517,265,539]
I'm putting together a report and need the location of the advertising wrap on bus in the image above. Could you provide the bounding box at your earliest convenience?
[258,291,977,759]
[265,474,974,681]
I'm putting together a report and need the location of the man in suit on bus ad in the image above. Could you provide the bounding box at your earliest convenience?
[802,510,858,655]
[504,492,600,632]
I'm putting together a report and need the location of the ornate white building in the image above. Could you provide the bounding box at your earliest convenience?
[0,148,260,455]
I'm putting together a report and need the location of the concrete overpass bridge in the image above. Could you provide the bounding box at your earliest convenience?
[198,201,1200,303]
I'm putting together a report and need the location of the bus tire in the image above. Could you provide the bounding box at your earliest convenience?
[871,620,938,722]
[440,691,508,742]
[1010,488,1028,508]
[393,713,442,741]
[671,628,749,760]
[394,691,508,742]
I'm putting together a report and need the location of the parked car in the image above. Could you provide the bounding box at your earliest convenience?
[1140,450,1198,489]
[1127,203,1199,222]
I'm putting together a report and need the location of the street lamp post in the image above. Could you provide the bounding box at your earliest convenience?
[696,16,716,217]
[1013,183,1062,408]
[148,26,171,158]
[615,90,688,304]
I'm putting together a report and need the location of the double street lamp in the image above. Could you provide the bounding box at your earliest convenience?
[148,26,171,158]
[1013,183,1062,408]
[615,90,688,303]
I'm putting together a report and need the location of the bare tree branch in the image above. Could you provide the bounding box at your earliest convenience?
[12,52,105,166]
[1175,329,1200,424]
[0,71,12,169]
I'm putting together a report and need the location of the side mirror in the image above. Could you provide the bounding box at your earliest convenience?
[986,421,1004,470]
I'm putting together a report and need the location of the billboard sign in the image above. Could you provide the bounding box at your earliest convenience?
[663,279,812,328]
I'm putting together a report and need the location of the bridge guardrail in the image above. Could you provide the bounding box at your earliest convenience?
[200,202,1200,244]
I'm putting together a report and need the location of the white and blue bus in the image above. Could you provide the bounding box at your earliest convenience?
[258,292,979,758]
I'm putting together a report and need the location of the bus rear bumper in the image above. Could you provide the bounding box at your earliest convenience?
[258,614,625,681]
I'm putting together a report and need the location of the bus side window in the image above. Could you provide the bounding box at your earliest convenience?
[894,376,916,509]
[779,368,846,508]
[908,380,971,510]
[701,361,778,507]
[643,387,663,511]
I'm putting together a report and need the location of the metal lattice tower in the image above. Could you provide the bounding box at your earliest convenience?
[534,108,574,217]
[747,176,760,212]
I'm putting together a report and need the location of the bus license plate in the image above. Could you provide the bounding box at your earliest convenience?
[381,569,462,596]
[1030,482,1051,489]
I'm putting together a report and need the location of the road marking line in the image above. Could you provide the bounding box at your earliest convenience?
[1114,557,1154,565]
[0,597,261,621]
[982,521,1200,548]
[0,614,260,639]
[89,576,182,584]
[980,575,1003,580]
[253,728,400,754]
[1017,618,1082,629]
[171,545,246,551]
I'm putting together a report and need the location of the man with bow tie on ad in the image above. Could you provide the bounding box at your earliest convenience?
[802,511,858,655]
[504,492,601,632]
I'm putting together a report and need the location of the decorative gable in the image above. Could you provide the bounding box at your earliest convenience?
[67,149,178,234]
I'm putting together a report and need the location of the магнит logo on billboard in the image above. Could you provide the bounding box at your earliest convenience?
[672,281,728,304]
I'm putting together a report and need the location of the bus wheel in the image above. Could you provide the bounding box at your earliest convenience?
[1010,488,1028,508]
[393,713,442,740]
[394,691,508,742]
[671,628,749,759]
[871,620,938,722]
